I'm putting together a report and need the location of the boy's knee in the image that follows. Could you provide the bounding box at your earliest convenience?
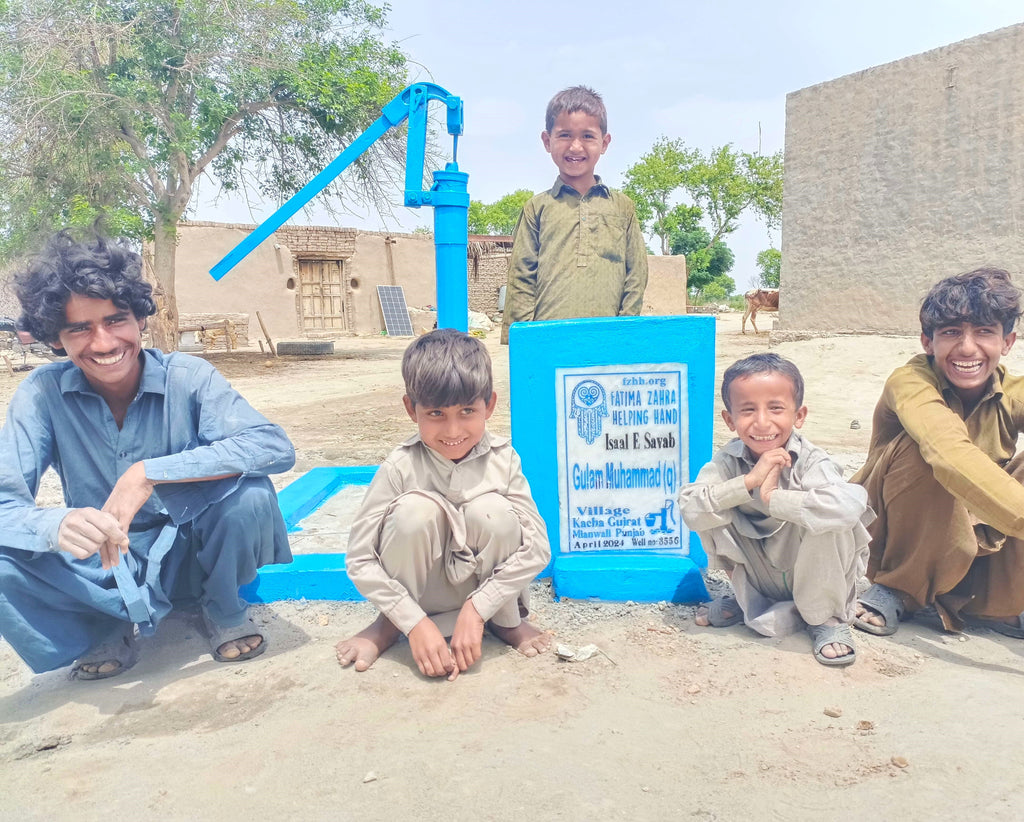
[464,494,520,547]
[869,432,945,506]
[385,494,447,542]
[190,478,285,568]
[890,433,931,475]
[209,477,278,526]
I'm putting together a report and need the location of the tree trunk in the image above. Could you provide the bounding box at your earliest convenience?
[147,216,179,352]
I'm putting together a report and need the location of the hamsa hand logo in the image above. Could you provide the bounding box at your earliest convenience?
[569,380,607,444]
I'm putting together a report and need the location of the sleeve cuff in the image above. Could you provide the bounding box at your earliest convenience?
[384,595,429,636]
[470,585,506,623]
[768,488,805,522]
[151,476,241,525]
[713,475,754,509]
[43,508,72,552]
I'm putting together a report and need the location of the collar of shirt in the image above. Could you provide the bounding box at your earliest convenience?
[547,176,611,200]
[398,429,510,464]
[921,353,1005,414]
[59,348,169,400]
[722,430,803,470]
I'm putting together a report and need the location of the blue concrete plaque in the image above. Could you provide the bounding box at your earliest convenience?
[509,316,715,603]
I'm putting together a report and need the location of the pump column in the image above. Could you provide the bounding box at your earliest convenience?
[431,163,470,332]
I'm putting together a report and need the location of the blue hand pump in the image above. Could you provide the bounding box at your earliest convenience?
[209,83,469,332]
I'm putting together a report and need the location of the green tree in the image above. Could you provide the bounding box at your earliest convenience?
[701,278,735,303]
[756,247,781,288]
[623,137,783,262]
[688,145,783,245]
[467,189,533,235]
[0,0,409,349]
[669,216,736,300]
[621,138,697,255]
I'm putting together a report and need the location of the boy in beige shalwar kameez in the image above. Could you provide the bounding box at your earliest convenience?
[336,329,551,680]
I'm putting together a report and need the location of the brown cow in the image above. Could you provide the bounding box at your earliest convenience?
[741,288,779,334]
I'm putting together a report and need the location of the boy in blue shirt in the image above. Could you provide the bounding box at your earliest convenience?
[0,232,295,679]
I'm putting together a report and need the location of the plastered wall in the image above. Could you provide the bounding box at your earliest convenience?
[781,23,1024,335]
[170,223,434,338]
[643,255,687,316]
[171,222,691,339]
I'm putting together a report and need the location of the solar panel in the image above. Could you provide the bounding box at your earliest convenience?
[376,285,414,337]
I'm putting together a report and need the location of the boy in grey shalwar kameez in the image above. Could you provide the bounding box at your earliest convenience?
[679,354,873,666]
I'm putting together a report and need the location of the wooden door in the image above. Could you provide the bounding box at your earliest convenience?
[298,259,347,333]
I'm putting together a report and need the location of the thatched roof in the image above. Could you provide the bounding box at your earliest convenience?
[468,235,513,258]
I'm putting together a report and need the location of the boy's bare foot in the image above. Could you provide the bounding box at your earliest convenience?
[488,620,552,657]
[336,614,401,672]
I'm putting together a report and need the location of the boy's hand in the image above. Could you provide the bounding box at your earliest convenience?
[57,508,130,570]
[744,448,791,494]
[759,464,783,503]
[450,599,485,679]
[103,461,155,535]
[407,617,456,679]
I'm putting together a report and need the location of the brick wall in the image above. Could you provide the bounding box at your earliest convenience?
[179,221,359,259]
[273,224,357,259]
[470,249,511,314]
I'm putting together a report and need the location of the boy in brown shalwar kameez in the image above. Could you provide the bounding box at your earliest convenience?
[853,268,1024,637]
[500,86,648,344]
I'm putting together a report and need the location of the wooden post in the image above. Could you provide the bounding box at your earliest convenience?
[256,311,277,356]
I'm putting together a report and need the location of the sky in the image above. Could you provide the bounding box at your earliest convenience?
[192,0,1024,291]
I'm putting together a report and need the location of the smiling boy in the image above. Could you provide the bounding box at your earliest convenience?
[0,232,294,679]
[679,354,873,666]
[337,329,551,680]
[852,268,1024,638]
[500,86,648,344]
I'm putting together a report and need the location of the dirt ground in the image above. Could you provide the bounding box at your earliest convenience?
[2,313,1024,821]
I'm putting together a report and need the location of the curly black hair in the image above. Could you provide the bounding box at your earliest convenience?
[920,268,1022,337]
[13,231,155,355]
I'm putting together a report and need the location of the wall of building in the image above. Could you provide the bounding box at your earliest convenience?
[346,232,435,334]
[170,222,435,339]
[168,223,300,339]
[781,23,1024,335]
[643,255,687,316]
[470,247,512,316]
[171,222,691,340]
